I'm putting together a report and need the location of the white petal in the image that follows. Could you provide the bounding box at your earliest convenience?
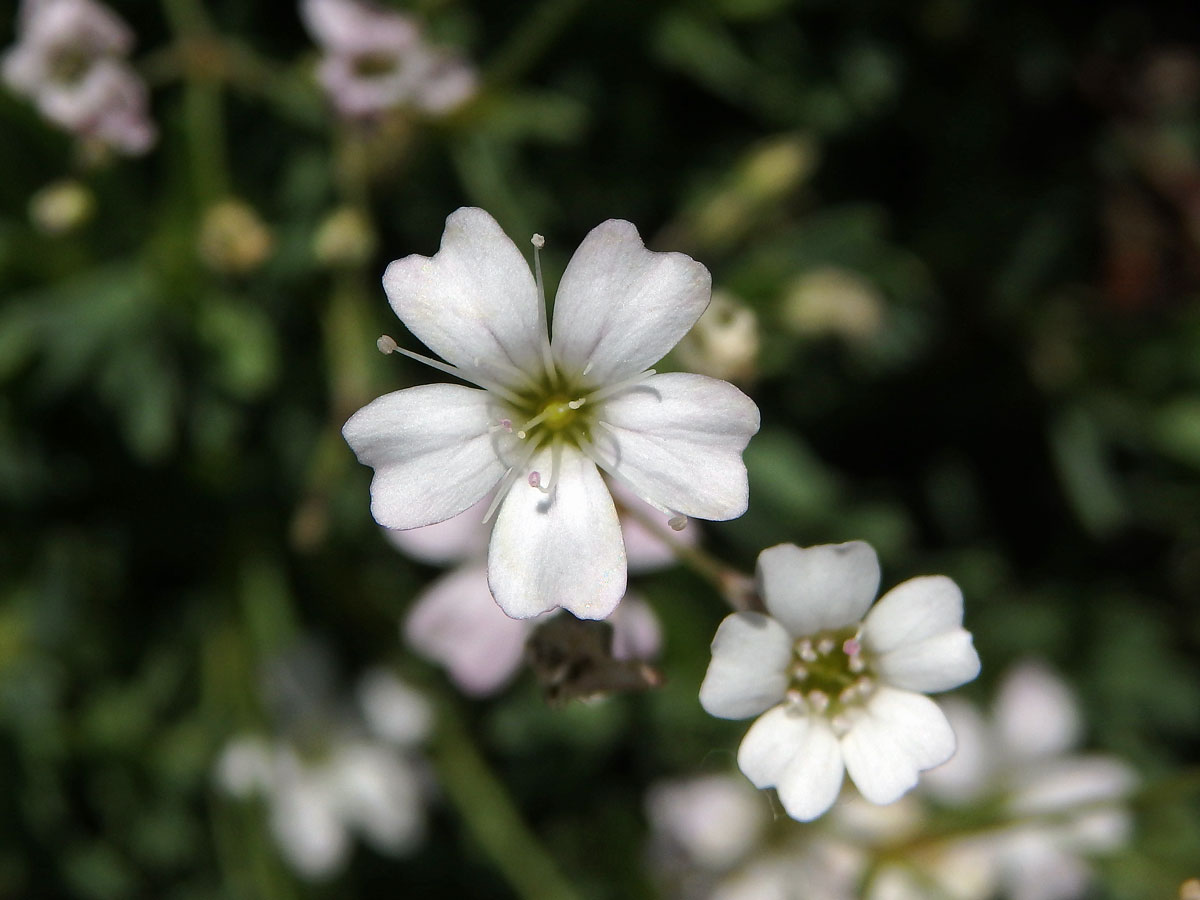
[775,719,846,821]
[736,704,809,788]
[609,595,662,661]
[756,542,880,637]
[588,373,759,520]
[383,208,544,389]
[841,687,956,805]
[994,661,1082,760]
[403,563,532,696]
[342,384,506,530]
[873,629,981,693]
[488,445,626,619]
[356,670,434,746]
[921,699,995,803]
[329,742,424,854]
[699,613,792,720]
[270,765,349,880]
[861,575,965,654]
[551,219,710,384]
[384,494,491,564]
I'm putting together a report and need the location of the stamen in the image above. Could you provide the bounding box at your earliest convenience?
[528,471,542,489]
[567,399,585,410]
[388,344,524,406]
[482,439,545,523]
[530,233,558,388]
[817,637,835,656]
[581,369,656,406]
[842,638,861,657]
[377,334,398,354]
[806,690,830,714]
[667,515,687,532]
[516,406,555,440]
[489,418,513,434]
[543,441,564,497]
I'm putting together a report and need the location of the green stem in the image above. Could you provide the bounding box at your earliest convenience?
[430,697,586,900]
[614,497,759,612]
[162,0,231,204]
[485,0,590,87]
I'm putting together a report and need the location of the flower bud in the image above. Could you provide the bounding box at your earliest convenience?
[28,179,94,235]
[198,199,274,275]
[676,291,759,383]
[313,206,377,268]
[782,267,885,342]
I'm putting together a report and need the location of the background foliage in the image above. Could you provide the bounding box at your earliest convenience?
[2,0,1199,897]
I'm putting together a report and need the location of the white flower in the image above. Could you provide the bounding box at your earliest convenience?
[343,207,759,620]
[699,541,981,821]
[645,774,768,872]
[2,0,156,154]
[300,0,476,118]
[396,483,675,696]
[923,661,1137,900]
[215,669,432,880]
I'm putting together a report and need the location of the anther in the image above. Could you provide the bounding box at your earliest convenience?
[531,233,545,249]
[806,690,830,714]
[848,655,866,674]
[797,639,817,663]
[668,515,687,532]
[567,399,585,410]
[528,471,542,489]
[790,663,808,681]
[817,637,835,656]
[842,638,861,657]
[786,689,804,706]
[376,334,398,355]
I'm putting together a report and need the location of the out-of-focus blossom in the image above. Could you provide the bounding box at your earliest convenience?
[700,541,980,821]
[782,267,885,342]
[300,0,476,119]
[645,774,768,872]
[2,0,156,155]
[314,205,378,268]
[343,207,758,619]
[215,668,432,880]
[395,480,684,696]
[921,661,1138,900]
[29,178,94,234]
[675,291,760,384]
[198,199,275,275]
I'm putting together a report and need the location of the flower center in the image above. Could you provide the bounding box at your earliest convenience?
[785,626,875,722]
[354,52,399,79]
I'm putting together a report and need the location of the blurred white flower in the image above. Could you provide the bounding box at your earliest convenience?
[215,668,432,880]
[343,207,759,619]
[782,267,885,342]
[922,661,1138,900]
[700,541,980,821]
[2,0,156,154]
[396,481,680,696]
[300,0,476,118]
[645,774,768,872]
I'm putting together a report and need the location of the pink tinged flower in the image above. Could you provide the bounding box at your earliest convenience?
[344,208,759,621]
[300,0,475,118]
[698,541,981,822]
[2,0,155,154]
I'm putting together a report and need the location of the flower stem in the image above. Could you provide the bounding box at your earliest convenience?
[429,697,586,900]
[612,498,759,612]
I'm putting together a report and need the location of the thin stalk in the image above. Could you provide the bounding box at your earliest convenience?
[430,696,586,900]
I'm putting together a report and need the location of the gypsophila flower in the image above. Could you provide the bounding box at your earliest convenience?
[699,541,981,821]
[215,667,431,880]
[300,0,476,119]
[343,208,760,620]
[920,661,1137,900]
[2,0,156,155]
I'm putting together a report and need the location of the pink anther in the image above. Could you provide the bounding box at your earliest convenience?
[528,471,542,488]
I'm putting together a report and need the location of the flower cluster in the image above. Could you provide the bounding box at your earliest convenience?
[2,0,155,155]
[700,541,981,820]
[300,0,476,119]
[391,480,676,696]
[650,663,1136,900]
[215,667,433,880]
[342,208,760,620]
